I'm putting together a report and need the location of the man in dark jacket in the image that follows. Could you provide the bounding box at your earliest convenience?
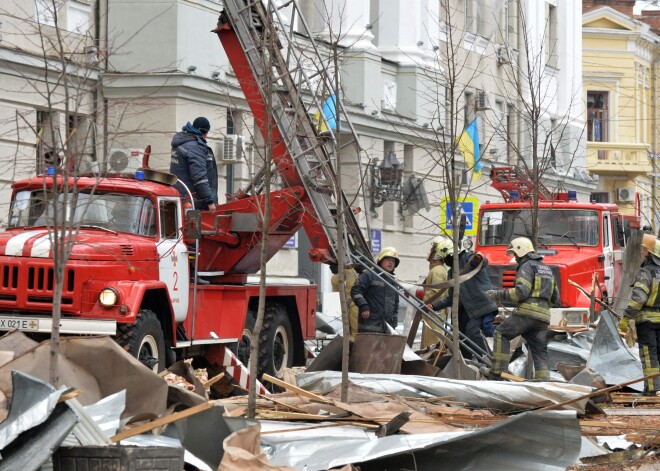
[485,237,560,380]
[351,247,400,334]
[170,117,218,211]
[622,233,660,396]
[428,243,498,360]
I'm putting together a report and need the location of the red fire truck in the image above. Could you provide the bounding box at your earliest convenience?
[0,0,376,378]
[474,166,640,324]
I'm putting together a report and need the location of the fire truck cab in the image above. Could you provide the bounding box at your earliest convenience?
[475,167,638,325]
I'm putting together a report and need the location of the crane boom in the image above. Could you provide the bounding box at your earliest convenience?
[214,0,371,265]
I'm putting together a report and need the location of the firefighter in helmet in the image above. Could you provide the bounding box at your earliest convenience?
[428,240,498,360]
[351,247,400,334]
[421,237,451,347]
[330,263,360,342]
[622,234,660,396]
[485,236,559,380]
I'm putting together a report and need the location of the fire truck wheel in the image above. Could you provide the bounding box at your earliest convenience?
[117,309,166,373]
[237,310,256,370]
[261,304,293,379]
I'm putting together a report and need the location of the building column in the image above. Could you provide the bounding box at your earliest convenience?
[373,0,438,67]
[309,0,374,49]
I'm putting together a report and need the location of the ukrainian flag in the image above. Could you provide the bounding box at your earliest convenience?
[457,118,482,180]
[313,94,338,132]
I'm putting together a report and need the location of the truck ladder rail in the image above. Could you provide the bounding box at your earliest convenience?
[490,166,553,202]
[217,0,371,265]
[351,251,491,364]
[217,0,490,365]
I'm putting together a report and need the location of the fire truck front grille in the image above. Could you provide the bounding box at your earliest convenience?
[27,296,74,304]
[1,265,19,289]
[502,270,517,288]
[26,267,76,295]
[486,264,562,300]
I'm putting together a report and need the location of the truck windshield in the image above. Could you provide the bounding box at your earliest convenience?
[479,209,599,247]
[8,190,157,236]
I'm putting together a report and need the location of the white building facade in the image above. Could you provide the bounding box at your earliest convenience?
[0,0,589,292]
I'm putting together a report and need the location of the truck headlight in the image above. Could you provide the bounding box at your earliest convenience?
[99,287,120,307]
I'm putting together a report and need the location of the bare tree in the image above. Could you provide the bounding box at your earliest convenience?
[496,1,586,247]
[0,1,103,385]
[0,1,170,385]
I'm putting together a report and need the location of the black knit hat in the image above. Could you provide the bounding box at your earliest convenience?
[193,117,211,133]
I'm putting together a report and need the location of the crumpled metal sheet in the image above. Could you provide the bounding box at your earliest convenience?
[0,372,78,471]
[296,371,592,413]
[587,312,643,392]
[0,371,62,450]
[548,339,591,369]
[60,390,125,448]
[261,410,581,471]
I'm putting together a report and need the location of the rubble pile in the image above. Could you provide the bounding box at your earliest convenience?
[0,325,656,471]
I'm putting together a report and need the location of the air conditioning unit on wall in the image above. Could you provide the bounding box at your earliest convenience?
[107,148,143,173]
[217,135,245,163]
[616,187,635,203]
[475,90,491,111]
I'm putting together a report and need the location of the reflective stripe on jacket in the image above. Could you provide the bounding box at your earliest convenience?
[503,254,559,323]
[625,260,660,324]
[350,269,400,329]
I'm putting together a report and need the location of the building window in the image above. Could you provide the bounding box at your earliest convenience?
[464,90,474,124]
[587,91,608,143]
[35,0,56,26]
[67,1,91,34]
[590,192,609,204]
[503,0,518,46]
[37,110,61,172]
[545,3,558,68]
[464,0,486,36]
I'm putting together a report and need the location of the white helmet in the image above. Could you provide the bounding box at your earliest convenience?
[430,237,453,260]
[507,237,535,258]
[377,247,400,267]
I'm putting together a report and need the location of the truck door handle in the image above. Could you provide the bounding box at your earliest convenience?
[598,255,605,262]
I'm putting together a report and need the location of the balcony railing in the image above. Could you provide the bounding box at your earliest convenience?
[586,142,652,176]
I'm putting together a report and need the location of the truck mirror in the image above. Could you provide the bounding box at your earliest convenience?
[458,213,467,242]
[184,210,202,242]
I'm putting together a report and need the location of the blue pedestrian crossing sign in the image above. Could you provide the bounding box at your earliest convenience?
[440,196,478,236]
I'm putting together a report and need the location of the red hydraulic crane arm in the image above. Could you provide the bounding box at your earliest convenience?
[213,22,333,263]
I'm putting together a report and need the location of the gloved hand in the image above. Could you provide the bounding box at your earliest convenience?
[481,313,495,337]
[625,319,637,348]
[618,316,629,333]
[484,290,498,301]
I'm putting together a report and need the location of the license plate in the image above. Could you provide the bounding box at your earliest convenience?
[0,317,40,331]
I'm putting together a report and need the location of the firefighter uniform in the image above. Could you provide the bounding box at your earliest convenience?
[331,267,359,342]
[351,247,400,334]
[486,237,559,380]
[421,237,450,348]
[624,234,660,395]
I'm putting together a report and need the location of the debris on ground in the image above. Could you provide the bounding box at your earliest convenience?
[0,326,657,471]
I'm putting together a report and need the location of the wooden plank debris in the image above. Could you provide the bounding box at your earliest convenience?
[111,401,215,443]
[376,412,411,437]
[537,372,660,411]
[262,374,332,404]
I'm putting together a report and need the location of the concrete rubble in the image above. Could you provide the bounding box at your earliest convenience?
[0,328,656,471]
